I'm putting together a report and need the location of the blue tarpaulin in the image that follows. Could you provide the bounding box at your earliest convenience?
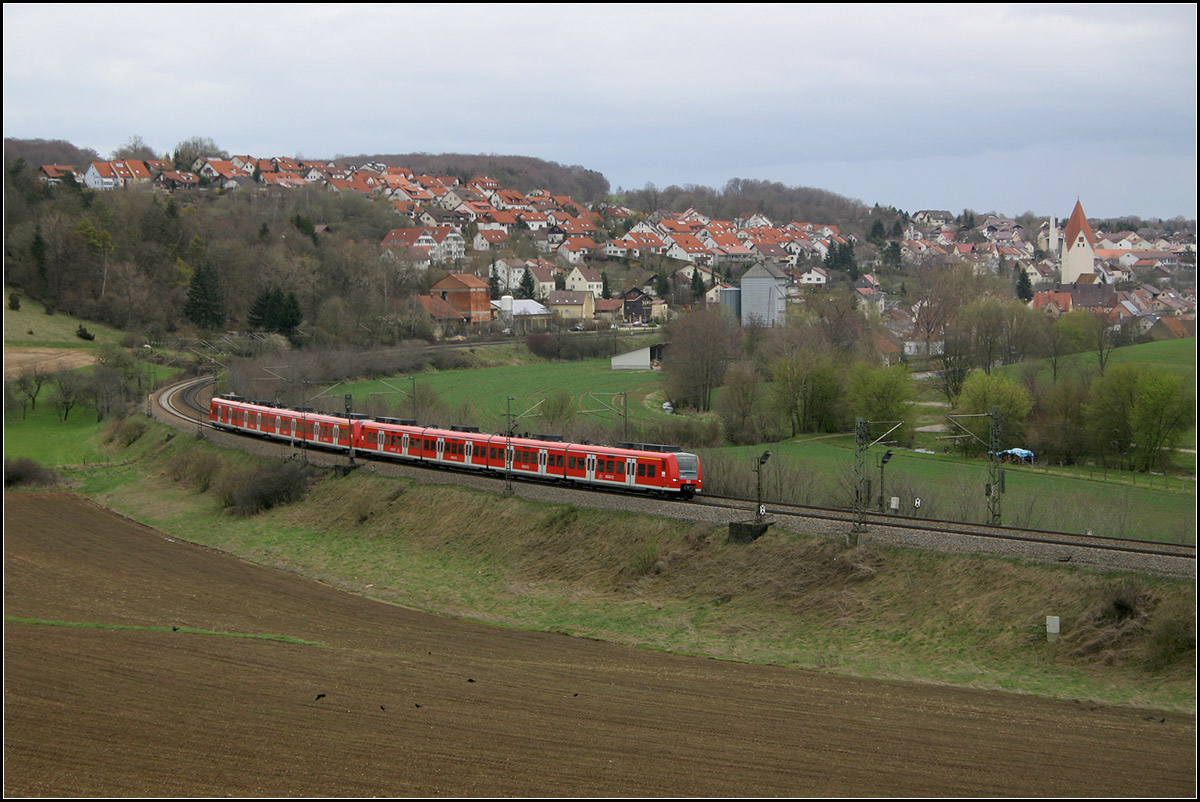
[993,448,1035,464]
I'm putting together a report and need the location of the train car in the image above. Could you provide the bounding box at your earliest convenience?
[210,394,358,454]
[209,395,702,498]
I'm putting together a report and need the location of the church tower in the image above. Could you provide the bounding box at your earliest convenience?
[1060,200,1097,284]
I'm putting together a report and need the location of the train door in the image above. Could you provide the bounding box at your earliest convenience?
[506,444,514,473]
[437,438,444,462]
[625,457,637,487]
[585,454,596,483]
[538,449,547,477]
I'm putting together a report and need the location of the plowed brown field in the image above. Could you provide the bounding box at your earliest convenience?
[4,492,1194,797]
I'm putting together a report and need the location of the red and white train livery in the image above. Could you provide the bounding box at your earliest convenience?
[209,394,702,498]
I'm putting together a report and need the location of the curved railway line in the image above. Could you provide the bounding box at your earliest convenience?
[156,375,1195,579]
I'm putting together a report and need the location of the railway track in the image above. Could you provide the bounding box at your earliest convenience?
[693,494,1196,561]
[155,376,1196,578]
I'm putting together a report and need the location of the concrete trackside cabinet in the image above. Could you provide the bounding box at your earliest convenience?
[728,520,771,544]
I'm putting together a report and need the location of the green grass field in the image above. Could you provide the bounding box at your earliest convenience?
[706,436,1195,543]
[336,357,673,431]
[996,336,1196,385]
[4,403,111,465]
[4,289,127,349]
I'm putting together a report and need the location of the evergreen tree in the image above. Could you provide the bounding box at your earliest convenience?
[1016,269,1034,302]
[277,291,302,335]
[883,242,902,271]
[690,268,706,302]
[601,271,611,300]
[518,268,537,300]
[868,219,886,246]
[31,226,47,285]
[655,270,670,298]
[248,287,302,335]
[184,262,225,329]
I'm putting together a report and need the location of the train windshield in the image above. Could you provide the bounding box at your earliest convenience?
[675,454,699,479]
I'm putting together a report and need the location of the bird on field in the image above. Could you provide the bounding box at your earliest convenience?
[414,703,422,708]
[315,693,326,701]
[380,705,386,711]
[172,626,179,631]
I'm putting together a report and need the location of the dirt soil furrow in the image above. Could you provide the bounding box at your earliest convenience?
[4,491,1194,797]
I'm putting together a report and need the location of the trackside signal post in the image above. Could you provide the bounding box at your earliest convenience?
[851,418,904,546]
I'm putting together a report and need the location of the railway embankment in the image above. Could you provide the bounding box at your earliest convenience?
[25,413,1196,714]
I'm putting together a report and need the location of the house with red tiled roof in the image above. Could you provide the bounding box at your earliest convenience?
[478,209,519,232]
[390,200,419,218]
[426,227,466,262]
[474,229,509,250]
[625,231,668,255]
[272,156,302,173]
[492,189,530,211]
[154,170,200,190]
[385,228,465,263]
[517,210,549,231]
[388,183,435,204]
[39,164,84,185]
[665,234,713,265]
[327,177,374,196]
[261,172,308,189]
[558,238,599,266]
[83,160,136,190]
[195,159,252,184]
[704,231,756,267]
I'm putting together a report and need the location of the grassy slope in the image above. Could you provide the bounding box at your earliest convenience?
[13,418,1190,714]
[4,289,126,348]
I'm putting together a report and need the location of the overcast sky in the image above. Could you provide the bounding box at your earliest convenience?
[4,3,1196,220]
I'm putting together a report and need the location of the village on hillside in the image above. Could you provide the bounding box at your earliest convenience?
[33,155,1197,356]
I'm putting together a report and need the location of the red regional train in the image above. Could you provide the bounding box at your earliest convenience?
[209,394,703,498]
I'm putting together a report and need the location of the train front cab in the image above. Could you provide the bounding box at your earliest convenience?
[672,452,702,498]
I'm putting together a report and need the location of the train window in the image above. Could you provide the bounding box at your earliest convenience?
[648,465,656,478]
[617,461,624,476]
[638,464,645,477]
[555,454,563,467]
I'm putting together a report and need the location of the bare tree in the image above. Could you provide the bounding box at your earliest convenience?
[50,371,88,422]
[16,367,49,412]
[110,135,158,161]
[665,309,731,411]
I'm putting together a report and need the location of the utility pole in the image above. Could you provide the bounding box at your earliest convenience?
[946,408,1005,526]
[988,405,1002,525]
[852,418,868,543]
[504,396,514,498]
